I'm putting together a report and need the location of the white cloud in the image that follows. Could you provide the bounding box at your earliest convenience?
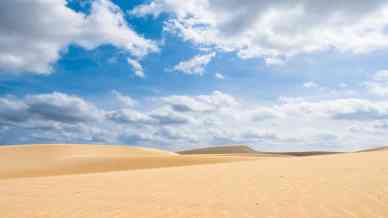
[339,83,349,88]
[150,108,194,125]
[2,90,388,150]
[366,69,388,97]
[249,107,285,121]
[241,129,279,142]
[0,0,158,74]
[162,90,238,112]
[373,70,388,81]
[26,92,103,123]
[0,98,29,123]
[303,81,319,88]
[215,72,224,80]
[127,58,145,78]
[0,92,103,144]
[132,0,388,64]
[279,98,388,121]
[366,84,388,97]
[112,90,137,107]
[172,52,215,75]
[106,108,154,124]
[374,120,388,129]
[265,57,285,66]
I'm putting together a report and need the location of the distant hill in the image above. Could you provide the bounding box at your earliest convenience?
[356,146,388,153]
[178,145,257,155]
[261,151,343,157]
[178,145,343,157]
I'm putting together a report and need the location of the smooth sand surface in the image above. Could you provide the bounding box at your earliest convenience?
[1,145,388,218]
[0,144,258,179]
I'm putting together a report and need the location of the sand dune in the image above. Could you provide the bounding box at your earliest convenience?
[178,145,258,155]
[1,144,388,218]
[356,146,388,153]
[0,144,258,179]
[178,145,342,156]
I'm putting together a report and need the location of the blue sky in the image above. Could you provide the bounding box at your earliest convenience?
[1,0,388,151]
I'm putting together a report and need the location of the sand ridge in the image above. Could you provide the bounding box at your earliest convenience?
[1,144,385,179]
[0,144,261,179]
[178,145,344,156]
[178,145,258,155]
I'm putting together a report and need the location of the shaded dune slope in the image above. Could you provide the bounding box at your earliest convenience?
[356,146,388,153]
[178,145,342,156]
[178,145,257,155]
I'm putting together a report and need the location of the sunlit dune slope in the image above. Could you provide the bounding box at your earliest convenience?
[0,144,258,179]
[1,148,388,218]
[0,144,176,158]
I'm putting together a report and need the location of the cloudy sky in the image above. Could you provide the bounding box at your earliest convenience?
[1,0,388,151]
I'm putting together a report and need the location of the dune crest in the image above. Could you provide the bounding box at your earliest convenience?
[178,145,257,155]
[178,145,343,157]
[356,146,388,153]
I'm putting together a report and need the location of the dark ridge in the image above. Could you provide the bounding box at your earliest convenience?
[356,146,388,153]
[258,151,343,157]
[178,145,257,155]
[178,145,344,157]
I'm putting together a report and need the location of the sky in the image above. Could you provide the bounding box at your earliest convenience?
[1,0,388,151]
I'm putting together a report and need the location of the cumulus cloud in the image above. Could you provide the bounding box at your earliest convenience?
[339,83,349,88]
[0,92,106,144]
[279,98,388,121]
[249,107,285,121]
[132,0,388,64]
[374,120,388,129]
[373,70,388,81]
[0,0,158,74]
[112,90,137,108]
[156,127,198,143]
[265,57,285,66]
[2,90,388,150]
[303,81,319,88]
[127,58,145,78]
[150,108,193,125]
[161,90,238,112]
[0,92,102,125]
[28,92,102,123]
[366,69,388,97]
[242,129,279,140]
[215,72,225,80]
[0,98,29,124]
[332,103,388,121]
[118,132,156,146]
[172,52,215,75]
[106,108,154,124]
[366,84,388,97]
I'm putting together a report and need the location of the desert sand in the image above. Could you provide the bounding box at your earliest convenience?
[0,144,388,218]
[0,144,258,179]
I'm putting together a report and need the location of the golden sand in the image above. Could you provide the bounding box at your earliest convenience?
[0,144,258,179]
[0,144,387,218]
